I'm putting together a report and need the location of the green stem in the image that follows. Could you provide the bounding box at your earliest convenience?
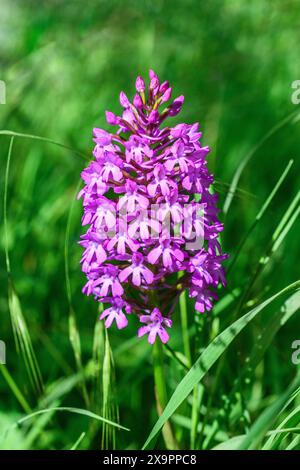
[179,289,200,449]
[153,341,168,409]
[179,290,192,366]
[0,364,32,414]
[153,339,178,450]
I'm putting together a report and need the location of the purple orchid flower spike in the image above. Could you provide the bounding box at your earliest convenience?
[78,70,227,344]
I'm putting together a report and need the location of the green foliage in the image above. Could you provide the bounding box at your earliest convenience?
[1,0,300,450]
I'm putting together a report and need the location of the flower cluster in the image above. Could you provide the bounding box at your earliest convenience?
[79,70,227,344]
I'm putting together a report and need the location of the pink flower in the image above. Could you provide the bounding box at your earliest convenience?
[138,308,172,344]
[147,239,185,269]
[119,253,154,286]
[100,297,128,329]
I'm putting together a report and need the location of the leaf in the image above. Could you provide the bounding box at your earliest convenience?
[142,280,300,449]
[102,329,119,449]
[263,403,300,449]
[223,109,299,214]
[238,376,300,449]
[213,435,245,450]
[16,406,129,431]
[228,289,300,416]
[65,179,90,407]
[0,130,89,161]
[227,159,294,273]
[70,432,86,450]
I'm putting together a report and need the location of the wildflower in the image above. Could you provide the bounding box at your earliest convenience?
[100,297,129,329]
[138,308,172,344]
[79,70,227,343]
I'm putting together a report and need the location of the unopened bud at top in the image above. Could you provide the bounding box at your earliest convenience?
[149,69,159,91]
[159,81,169,94]
[133,93,143,109]
[135,76,145,93]
[168,95,184,116]
[161,87,172,103]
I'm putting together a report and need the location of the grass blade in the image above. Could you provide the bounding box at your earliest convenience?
[0,365,31,414]
[15,406,129,431]
[0,130,89,161]
[64,179,90,407]
[238,377,300,449]
[227,159,294,273]
[223,109,300,214]
[70,432,86,450]
[142,280,300,449]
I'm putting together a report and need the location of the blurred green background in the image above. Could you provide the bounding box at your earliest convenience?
[0,0,300,450]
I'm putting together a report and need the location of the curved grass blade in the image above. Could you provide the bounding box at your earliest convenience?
[268,427,300,435]
[0,130,89,161]
[235,189,300,316]
[223,109,300,214]
[227,159,294,274]
[205,289,300,449]
[64,179,90,407]
[142,280,300,449]
[15,406,129,431]
[263,403,300,449]
[238,376,300,449]
[231,289,300,400]
[213,435,245,450]
[24,404,58,449]
[0,365,31,414]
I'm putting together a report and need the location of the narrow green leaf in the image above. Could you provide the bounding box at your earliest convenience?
[223,110,299,214]
[16,406,129,430]
[0,130,89,161]
[70,432,86,450]
[213,435,245,450]
[142,280,300,449]
[238,377,300,449]
[0,365,31,414]
[263,403,300,449]
[228,159,294,273]
[64,179,90,407]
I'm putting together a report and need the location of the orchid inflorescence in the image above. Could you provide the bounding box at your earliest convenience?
[78,70,227,344]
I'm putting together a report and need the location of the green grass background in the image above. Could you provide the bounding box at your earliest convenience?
[0,0,300,450]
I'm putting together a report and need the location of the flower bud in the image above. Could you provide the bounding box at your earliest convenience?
[135,76,145,93]
[119,91,130,108]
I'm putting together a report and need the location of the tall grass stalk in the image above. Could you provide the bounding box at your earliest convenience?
[152,341,178,450]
